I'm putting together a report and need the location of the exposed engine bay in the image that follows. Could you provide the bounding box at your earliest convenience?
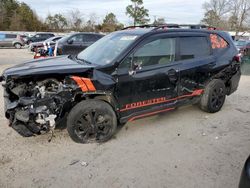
[3,78,73,138]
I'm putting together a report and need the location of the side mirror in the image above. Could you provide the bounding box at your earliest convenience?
[67,39,73,44]
[129,56,142,76]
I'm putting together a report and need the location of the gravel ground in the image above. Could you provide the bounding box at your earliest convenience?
[0,49,250,188]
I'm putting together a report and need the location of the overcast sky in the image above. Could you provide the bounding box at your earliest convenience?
[21,0,207,25]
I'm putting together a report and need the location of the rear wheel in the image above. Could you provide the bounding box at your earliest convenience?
[200,79,226,113]
[14,43,22,49]
[67,100,117,144]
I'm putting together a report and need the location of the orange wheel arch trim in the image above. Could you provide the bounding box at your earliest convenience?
[71,76,96,92]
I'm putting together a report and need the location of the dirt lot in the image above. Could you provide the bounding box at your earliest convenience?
[0,49,250,188]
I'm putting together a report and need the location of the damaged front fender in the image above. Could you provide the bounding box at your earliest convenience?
[4,78,74,137]
[3,69,118,138]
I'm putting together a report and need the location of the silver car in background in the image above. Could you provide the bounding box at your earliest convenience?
[0,33,25,49]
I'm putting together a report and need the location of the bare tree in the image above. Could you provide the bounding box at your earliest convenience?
[202,0,231,17]
[202,0,250,31]
[201,0,232,27]
[83,13,99,32]
[67,9,84,31]
[230,0,250,33]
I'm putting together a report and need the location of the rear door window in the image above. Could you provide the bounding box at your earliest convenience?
[71,35,83,42]
[6,34,17,39]
[83,34,97,42]
[179,37,210,60]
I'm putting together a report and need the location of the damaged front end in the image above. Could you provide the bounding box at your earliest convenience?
[3,78,73,137]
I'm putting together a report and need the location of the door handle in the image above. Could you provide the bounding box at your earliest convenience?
[168,69,178,83]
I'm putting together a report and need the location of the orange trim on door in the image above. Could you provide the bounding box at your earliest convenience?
[128,107,175,122]
[120,89,204,112]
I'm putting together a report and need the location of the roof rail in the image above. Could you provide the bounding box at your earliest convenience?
[122,24,161,30]
[122,24,218,31]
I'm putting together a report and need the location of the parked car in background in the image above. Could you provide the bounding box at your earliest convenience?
[20,35,28,43]
[234,40,250,56]
[30,36,62,52]
[56,32,104,55]
[0,33,25,49]
[26,33,55,45]
[239,155,250,188]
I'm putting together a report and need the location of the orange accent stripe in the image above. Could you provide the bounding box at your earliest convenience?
[71,76,88,92]
[120,89,204,112]
[81,78,96,91]
[128,108,175,122]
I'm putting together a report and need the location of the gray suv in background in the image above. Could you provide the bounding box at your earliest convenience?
[56,32,104,55]
[0,33,25,49]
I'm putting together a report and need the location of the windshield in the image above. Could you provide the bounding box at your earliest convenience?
[77,32,139,65]
[44,37,55,43]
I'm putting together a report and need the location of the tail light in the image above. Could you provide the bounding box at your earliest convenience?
[233,54,241,63]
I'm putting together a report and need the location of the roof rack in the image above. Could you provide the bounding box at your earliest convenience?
[122,24,162,30]
[122,24,217,31]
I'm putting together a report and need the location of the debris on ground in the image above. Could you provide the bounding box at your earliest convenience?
[80,161,88,167]
[202,133,206,136]
[0,155,12,166]
[88,174,93,179]
[69,160,79,166]
[235,108,250,113]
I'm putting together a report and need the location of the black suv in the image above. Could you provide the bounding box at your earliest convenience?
[1,25,241,143]
[27,33,55,44]
[56,32,104,55]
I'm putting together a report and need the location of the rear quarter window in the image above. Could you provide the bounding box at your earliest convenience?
[210,34,228,49]
[0,34,5,39]
[179,37,210,60]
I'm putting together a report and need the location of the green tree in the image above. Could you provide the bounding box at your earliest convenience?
[46,14,68,31]
[0,0,45,31]
[17,3,42,31]
[0,0,19,30]
[201,10,222,27]
[101,13,124,32]
[126,0,150,26]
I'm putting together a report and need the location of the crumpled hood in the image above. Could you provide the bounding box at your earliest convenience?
[2,55,95,79]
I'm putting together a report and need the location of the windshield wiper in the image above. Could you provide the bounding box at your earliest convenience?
[75,56,92,65]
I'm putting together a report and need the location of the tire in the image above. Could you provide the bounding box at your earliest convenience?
[67,100,117,144]
[27,40,32,45]
[14,43,22,49]
[199,79,226,113]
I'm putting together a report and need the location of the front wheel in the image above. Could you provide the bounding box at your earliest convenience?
[199,79,226,113]
[67,100,117,144]
[14,43,22,49]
